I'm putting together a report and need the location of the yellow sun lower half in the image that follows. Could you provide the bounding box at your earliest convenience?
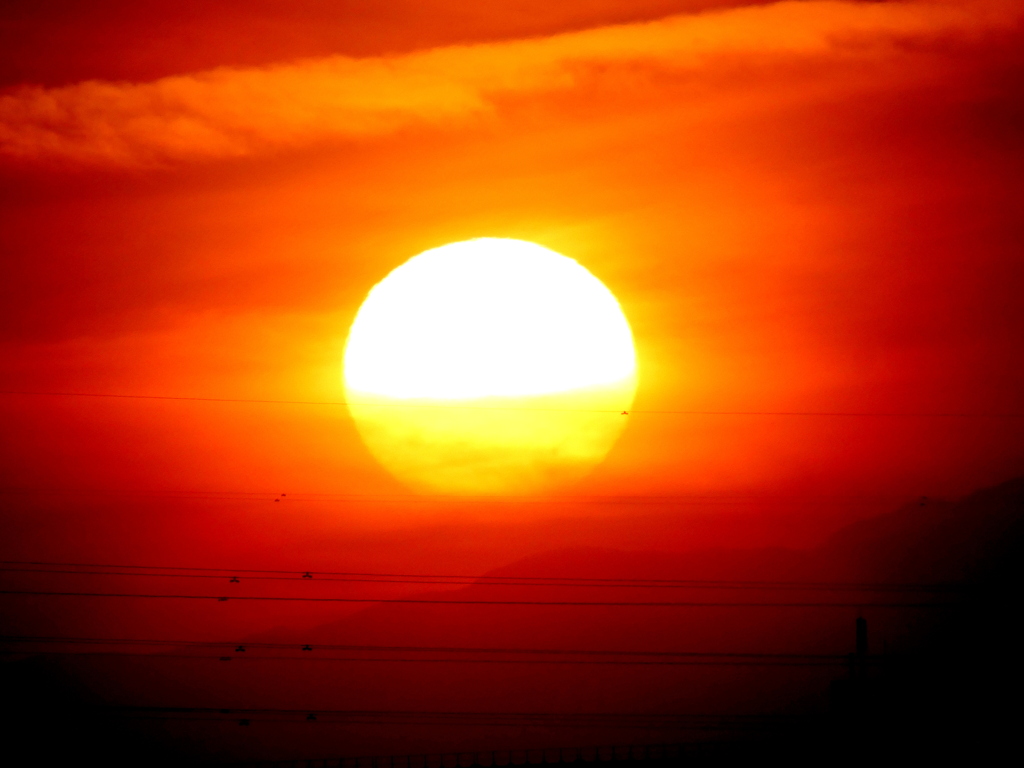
[343,238,637,495]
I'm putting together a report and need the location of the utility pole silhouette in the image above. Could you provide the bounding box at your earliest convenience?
[829,616,871,718]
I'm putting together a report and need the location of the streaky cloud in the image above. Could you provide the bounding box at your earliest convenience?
[0,0,1019,167]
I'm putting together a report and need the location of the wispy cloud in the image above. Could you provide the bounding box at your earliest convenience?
[0,0,1018,167]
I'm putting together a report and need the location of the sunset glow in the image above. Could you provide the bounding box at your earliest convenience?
[344,238,637,495]
[2,1,1023,764]
[344,238,636,399]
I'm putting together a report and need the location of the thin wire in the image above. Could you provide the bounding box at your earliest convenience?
[0,650,848,667]
[113,715,761,730]
[0,589,951,608]
[0,487,912,505]
[79,707,799,732]
[92,706,795,722]
[0,634,848,659]
[0,567,962,592]
[207,743,688,766]
[0,567,965,593]
[3,390,1022,418]
[0,559,965,592]
[102,715,777,730]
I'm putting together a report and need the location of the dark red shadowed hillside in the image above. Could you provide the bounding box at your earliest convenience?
[2,477,1021,765]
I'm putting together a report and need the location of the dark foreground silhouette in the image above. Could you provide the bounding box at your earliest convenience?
[2,477,1022,766]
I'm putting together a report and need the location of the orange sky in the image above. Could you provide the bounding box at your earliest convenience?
[2,3,1024,763]
[1,0,1023,575]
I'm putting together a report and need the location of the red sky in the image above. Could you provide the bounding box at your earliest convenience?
[1,1,1023,761]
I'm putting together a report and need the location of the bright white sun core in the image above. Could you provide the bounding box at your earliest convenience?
[343,238,638,495]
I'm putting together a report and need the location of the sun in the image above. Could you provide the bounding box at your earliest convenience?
[343,238,637,495]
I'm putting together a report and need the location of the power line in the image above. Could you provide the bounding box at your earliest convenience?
[114,716,758,730]
[0,566,962,592]
[108,707,788,717]
[223,743,688,767]
[3,390,1022,418]
[103,715,776,731]
[216,742,688,768]
[0,632,859,666]
[0,589,952,608]
[216,744,691,768]
[0,634,849,659]
[86,707,797,728]
[0,651,849,667]
[0,487,912,505]
[0,559,966,592]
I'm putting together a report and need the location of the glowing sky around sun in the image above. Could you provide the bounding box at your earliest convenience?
[2,4,1024,763]
[342,238,638,495]
[2,0,1023,532]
